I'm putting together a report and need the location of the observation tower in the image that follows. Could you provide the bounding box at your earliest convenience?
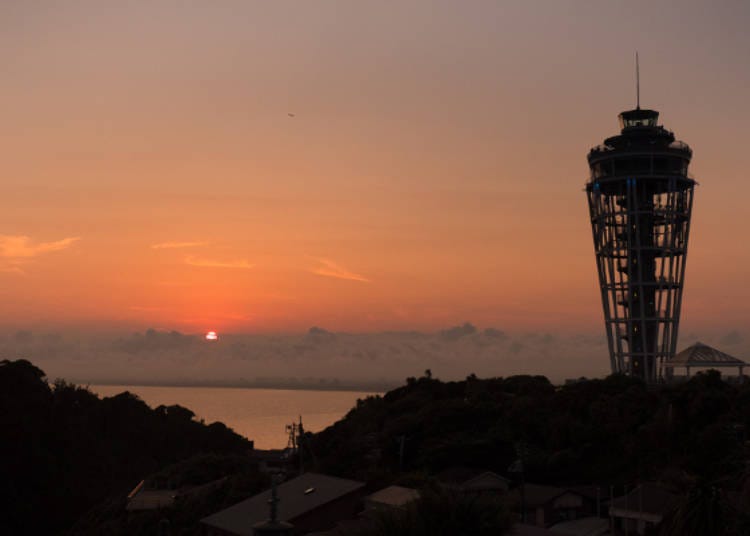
[586,96,695,382]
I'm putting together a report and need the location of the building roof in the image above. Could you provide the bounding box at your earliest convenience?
[505,483,592,511]
[365,485,420,508]
[668,342,746,367]
[549,517,609,536]
[436,467,511,489]
[609,483,679,517]
[515,484,570,508]
[461,471,511,492]
[201,472,365,536]
[512,524,559,535]
[436,466,486,485]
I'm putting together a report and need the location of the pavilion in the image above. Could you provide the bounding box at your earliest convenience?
[665,342,747,379]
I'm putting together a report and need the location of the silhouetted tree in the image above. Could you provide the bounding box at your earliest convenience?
[0,359,251,535]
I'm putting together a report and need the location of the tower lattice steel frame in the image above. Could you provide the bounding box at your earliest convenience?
[586,108,695,383]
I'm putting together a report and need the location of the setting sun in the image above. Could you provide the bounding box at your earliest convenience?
[205,331,218,341]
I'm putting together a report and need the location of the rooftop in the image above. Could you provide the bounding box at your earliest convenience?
[460,471,511,492]
[201,472,365,536]
[436,466,510,489]
[365,485,419,508]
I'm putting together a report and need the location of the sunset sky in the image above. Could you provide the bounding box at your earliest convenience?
[2,1,750,338]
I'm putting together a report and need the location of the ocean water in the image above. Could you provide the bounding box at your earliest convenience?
[90,385,377,449]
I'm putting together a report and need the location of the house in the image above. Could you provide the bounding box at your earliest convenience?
[201,472,366,535]
[297,485,419,535]
[302,485,419,535]
[608,483,679,535]
[507,484,595,528]
[310,485,555,536]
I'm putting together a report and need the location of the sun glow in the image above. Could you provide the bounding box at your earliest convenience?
[205,331,218,341]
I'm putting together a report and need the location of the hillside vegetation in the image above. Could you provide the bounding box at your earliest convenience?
[5,358,750,534]
[310,372,750,500]
[0,359,252,534]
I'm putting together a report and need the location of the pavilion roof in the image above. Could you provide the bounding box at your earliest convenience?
[667,342,746,367]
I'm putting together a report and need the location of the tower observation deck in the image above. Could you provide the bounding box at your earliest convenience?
[586,108,695,382]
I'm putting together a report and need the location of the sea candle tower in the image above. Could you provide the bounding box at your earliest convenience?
[586,98,696,383]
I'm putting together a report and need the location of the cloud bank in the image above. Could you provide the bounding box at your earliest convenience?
[0,324,615,387]
[4,324,744,389]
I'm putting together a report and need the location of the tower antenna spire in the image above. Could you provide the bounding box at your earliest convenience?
[636,52,640,109]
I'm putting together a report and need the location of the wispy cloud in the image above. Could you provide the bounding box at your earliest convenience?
[0,235,81,258]
[0,235,81,275]
[311,258,370,283]
[151,241,208,249]
[0,264,25,275]
[128,305,168,312]
[185,255,254,269]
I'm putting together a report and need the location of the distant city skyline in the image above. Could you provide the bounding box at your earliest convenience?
[2,1,749,338]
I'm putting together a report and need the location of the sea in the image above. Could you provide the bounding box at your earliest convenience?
[90,385,378,449]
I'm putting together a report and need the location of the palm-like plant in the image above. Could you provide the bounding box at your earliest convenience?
[354,485,513,536]
[659,481,736,536]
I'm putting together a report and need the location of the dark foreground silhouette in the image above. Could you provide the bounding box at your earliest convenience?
[70,453,269,535]
[307,372,750,534]
[0,359,252,535]
[4,359,750,535]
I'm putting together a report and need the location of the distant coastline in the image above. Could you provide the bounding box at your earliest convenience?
[75,378,393,394]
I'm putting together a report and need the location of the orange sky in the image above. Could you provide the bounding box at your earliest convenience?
[2,1,750,335]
